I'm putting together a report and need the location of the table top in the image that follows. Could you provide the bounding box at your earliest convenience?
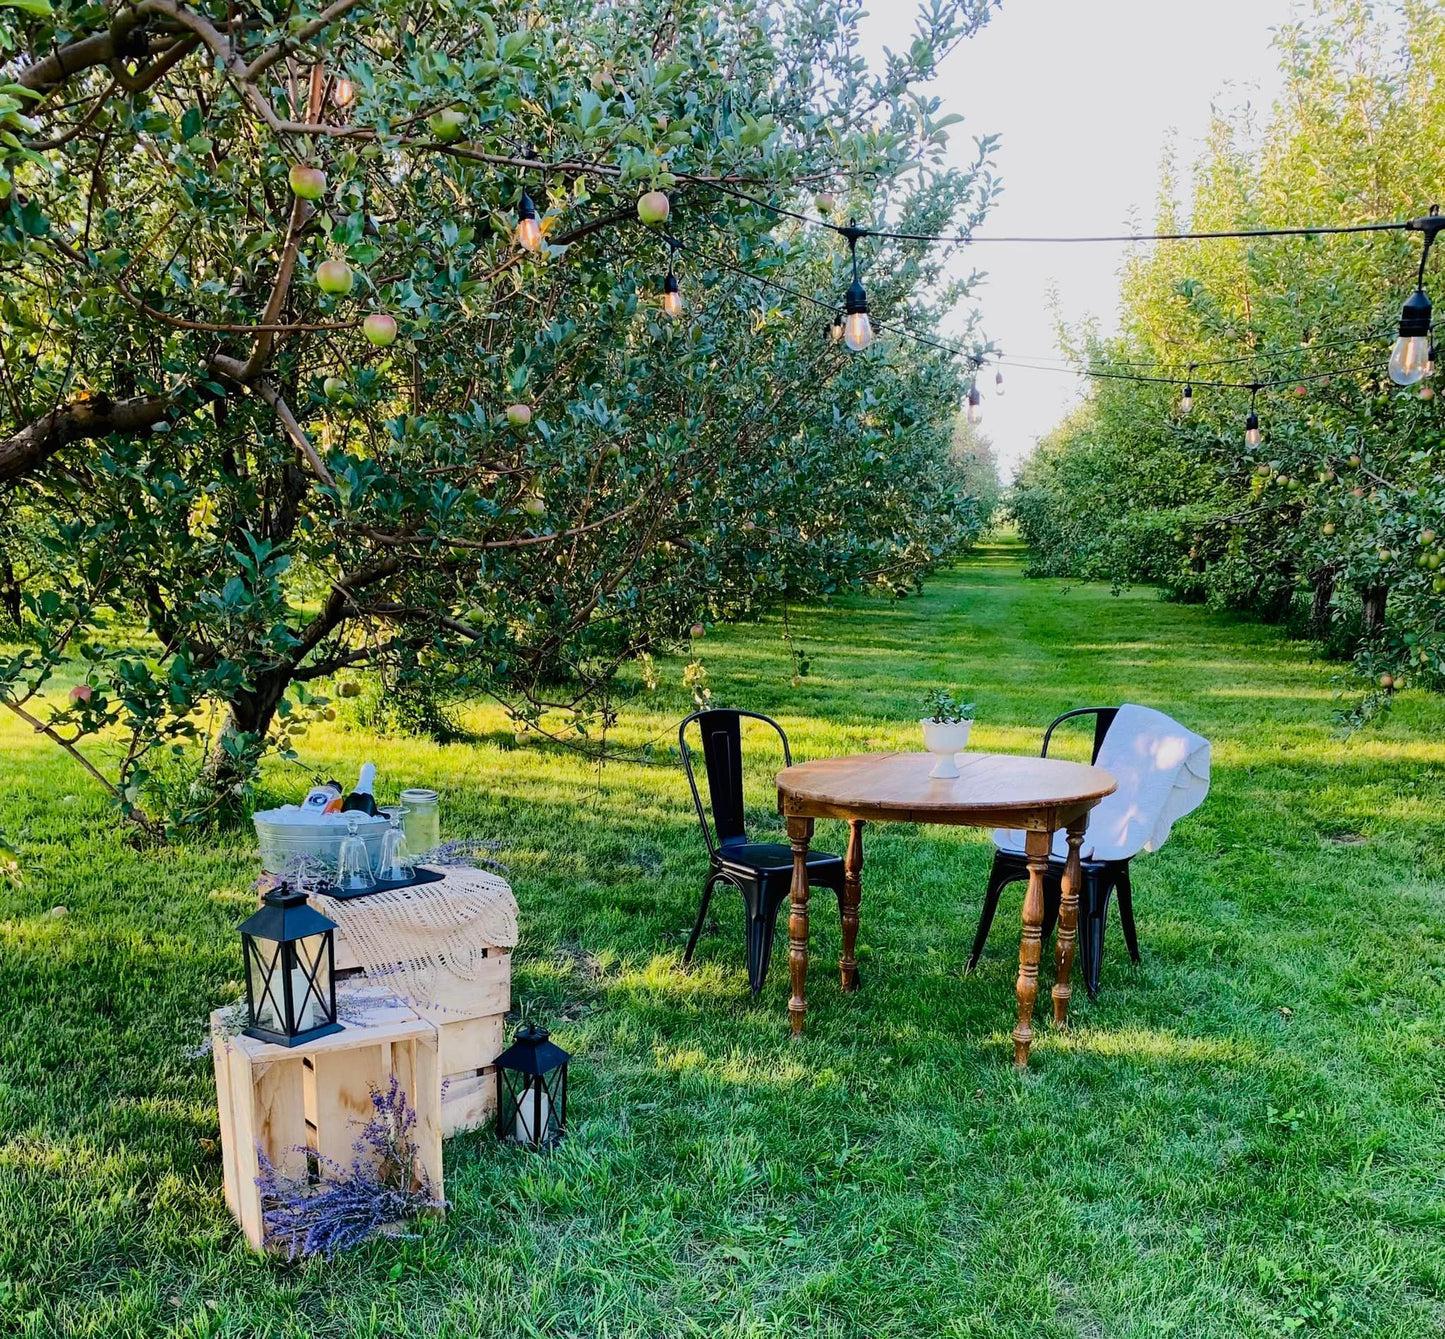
[777,751,1116,829]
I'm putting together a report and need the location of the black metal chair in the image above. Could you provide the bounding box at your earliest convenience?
[965,707,1140,999]
[679,709,845,994]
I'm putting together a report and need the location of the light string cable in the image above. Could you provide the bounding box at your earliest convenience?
[681,174,1444,248]
[664,226,1392,390]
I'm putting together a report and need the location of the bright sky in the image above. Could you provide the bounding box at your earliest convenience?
[864,0,1297,476]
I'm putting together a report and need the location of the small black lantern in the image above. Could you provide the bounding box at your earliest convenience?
[238,882,342,1047]
[495,1024,569,1150]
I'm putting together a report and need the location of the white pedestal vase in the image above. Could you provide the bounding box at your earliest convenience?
[920,719,972,778]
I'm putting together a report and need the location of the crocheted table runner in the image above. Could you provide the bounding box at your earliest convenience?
[313,865,517,1014]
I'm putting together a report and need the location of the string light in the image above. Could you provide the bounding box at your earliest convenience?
[994,368,1005,398]
[1389,206,1441,385]
[967,385,982,425]
[1244,386,1262,448]
[840,221,873,352]
[1180,368,1194,415]
[661,241,682,317]
[829,312,845,343]
[515,192,543,253]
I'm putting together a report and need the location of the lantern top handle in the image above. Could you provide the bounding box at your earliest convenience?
[264,880,310,907]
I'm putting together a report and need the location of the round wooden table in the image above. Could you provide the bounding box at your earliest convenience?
[775,751,1117,1065]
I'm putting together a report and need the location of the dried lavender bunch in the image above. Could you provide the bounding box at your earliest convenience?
[256,1076,444,1260]
[423,838,509,875]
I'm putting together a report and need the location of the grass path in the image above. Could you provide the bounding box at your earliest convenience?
[2,537,1444,1337]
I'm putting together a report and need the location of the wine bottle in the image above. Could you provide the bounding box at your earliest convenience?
[340,762,378,816]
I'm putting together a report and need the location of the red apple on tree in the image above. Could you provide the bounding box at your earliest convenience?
[506,404,532,428]
[363,313,397,347]
[68,684,92,706]
[316,258,354,295]
[814,189,836,214]
[288,163,326,200]
[637,190,670,226]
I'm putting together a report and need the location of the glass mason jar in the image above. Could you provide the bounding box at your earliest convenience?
[399,788,441,858]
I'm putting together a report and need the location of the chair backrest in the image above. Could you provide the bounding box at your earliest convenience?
[1083,703,1211,860]
[1040,706,1119,764]
[679,709,792,855]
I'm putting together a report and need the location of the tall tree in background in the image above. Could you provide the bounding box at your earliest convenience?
[1014,0,1444,706]
[0,0,1000,829]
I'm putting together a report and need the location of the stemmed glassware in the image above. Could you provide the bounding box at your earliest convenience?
[334,815,377,894]
[377,807,415,883]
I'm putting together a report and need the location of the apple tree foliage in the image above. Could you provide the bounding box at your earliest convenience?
[0,0,1000,829]
[1012,0,1445,713]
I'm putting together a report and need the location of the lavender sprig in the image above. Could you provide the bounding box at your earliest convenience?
[255,1076,445,1260]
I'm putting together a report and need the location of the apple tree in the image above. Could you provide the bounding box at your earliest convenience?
[0,0,1000,830]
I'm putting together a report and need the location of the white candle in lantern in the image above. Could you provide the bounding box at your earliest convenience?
[512,1082,551,1145]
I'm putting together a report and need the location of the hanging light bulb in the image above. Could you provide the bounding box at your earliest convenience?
[1180,366,1195,415]
[515,192,542,253]
[1390,289,1432,386]
[661,270,682,318]
[994,368,1005,398]
[1426,341,1436,378]
[829,312,845,343]
[1391,208,1442,386]
[840,221,873,352]
[843,281,872,352]
[1241,385,1262,447]
[967,386,982,425]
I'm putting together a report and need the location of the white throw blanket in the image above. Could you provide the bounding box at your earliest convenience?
[995,703,1211,861]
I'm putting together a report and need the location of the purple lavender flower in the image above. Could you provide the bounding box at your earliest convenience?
[255,1076,445,1260]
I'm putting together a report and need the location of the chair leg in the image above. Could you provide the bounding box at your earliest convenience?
[683,873,721,965]
[746,888,790,995]
[1116,864,1141,964]
[1082,869,1110,1001]
[967,855,1022,973]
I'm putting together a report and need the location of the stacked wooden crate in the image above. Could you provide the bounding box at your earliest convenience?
[312,890,513,1138]
[210,988,444,1252]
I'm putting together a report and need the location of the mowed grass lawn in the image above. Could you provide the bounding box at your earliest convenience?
[2,536,1444,1337]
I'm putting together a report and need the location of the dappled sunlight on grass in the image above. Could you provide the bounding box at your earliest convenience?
[1047,1024,1261,1066]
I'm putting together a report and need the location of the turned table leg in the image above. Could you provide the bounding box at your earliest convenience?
[787,815,814,1038]
[840,820,864,991]
[1052,816,1086,1026]
[1012,828,1052,1066]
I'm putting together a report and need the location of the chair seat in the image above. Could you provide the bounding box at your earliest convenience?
[717,843,843,876]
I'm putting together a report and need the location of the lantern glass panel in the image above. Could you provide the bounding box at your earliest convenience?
[295,932,332,1033]
[501,1067,566,1148]
[246,935,285,1033]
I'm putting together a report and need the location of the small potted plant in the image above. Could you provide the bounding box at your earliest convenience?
[920,689,975,778]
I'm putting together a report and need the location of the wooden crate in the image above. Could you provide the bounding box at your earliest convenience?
[334,963,511,1137]
[405,950,511,1138]
[211,993,443,1252]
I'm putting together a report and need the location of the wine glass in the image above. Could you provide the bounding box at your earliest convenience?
[377,808,415,883]
[334,815,376,894]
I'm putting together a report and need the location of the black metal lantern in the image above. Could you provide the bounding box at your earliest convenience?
[238,882,342,1047]
[495,1024,569,1150]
